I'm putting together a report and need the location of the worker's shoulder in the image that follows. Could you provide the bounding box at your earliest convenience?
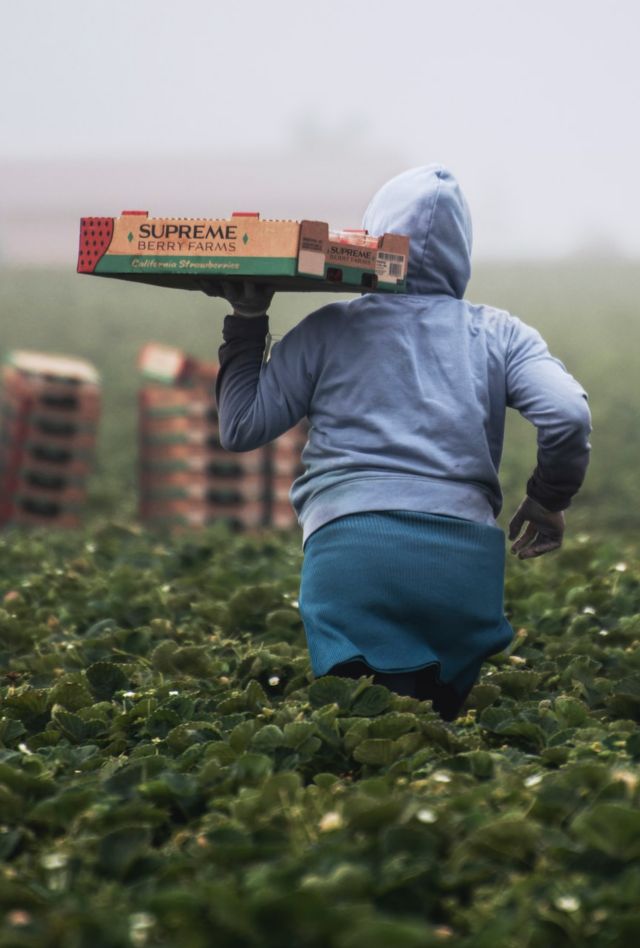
[463,298,514,327]
[291,298,354,335]
[462,298,539,342]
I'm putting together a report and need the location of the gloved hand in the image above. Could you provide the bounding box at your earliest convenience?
[508,496,565,559]
[200,279,274,318]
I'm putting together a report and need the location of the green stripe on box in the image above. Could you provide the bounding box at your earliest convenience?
[94,253,406,292]
[96,255,299,276]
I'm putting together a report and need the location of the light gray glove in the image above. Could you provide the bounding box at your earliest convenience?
[508,496,565,559]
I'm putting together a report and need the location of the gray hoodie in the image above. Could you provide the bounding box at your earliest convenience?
[216,164,591,543]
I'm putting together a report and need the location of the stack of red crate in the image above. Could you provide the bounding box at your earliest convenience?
[138,343,270,531]
[0,350,101,528]
[269,419,309,530]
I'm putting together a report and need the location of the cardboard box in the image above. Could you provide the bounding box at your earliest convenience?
[139,451,267,477]
[142,474,265,503]
[136,344,308,533]
[138,343,218,386]
[0,351,100,529]
[139,498,267,526]
[20,440,95,466]
[7,508,82,530]
[271,502,299,531]
[139,414,216,438]
[3,351,100,387]
[78,212,409,294]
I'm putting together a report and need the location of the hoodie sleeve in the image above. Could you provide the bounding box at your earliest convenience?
[505,318,591,511]
[215,311,322,451]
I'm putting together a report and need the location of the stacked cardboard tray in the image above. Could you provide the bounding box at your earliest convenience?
[0,351,101,528]
[138,343,271,531]
[78,211,409,295]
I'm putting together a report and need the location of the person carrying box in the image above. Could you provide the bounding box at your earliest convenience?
[207,164,591,721]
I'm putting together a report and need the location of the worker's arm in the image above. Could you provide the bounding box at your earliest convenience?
[211,283,321,451]
[505,317,591,557]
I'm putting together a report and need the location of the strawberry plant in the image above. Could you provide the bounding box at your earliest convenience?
[0,524,638,946]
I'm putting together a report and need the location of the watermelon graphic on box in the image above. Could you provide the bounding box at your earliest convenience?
[77,212,409,294]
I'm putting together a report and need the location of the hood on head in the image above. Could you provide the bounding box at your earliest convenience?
[362,164,472,298]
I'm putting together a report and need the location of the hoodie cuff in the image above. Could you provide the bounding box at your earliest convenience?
[526,471,572,512]
[222,314,269,341]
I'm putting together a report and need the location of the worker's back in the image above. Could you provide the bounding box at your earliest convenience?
[217,164,590,543]
[289,291,517,538]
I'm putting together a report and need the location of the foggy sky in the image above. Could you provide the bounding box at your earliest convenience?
[1,0,639,258]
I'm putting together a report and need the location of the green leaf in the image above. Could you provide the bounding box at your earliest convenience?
[344,795,404,831]
[494,719,547,751]
[28,787,96,828]
[172,645,216,678]
[463,817,540,863]
[257,772,302,809]
[282,721,317,749]
[299,862,371,898]
[489,670,542,697]
[97,825,151,878]
[626,731,640,758]
[265,608,304,641]
[562,655,603,686]
[226,583,284,632]
[313,773,341,790]
[353,739,398,767]
[339,916,435,948]
[143,708,181,739]
[0,828,22,861]
[351,685,392,717]
[228,720,258,753]
[139,773,198,807]
[479,707,547,750]
[0,762,56,799]
[420,720,465,753]
[571,804,640,861]
[3,688,49,727]
[368,712,419,740]
[606,677,640,721]
[245,679,270,712]
[554,695,589,727]
[466,682,502,711]
[151,640,179,672]
[308,676,354,710]
[85,661,129,699]
[84,618,118,636]
[251,724,286,752]
[50,707,90,744]
[102,757,170,797]
[343,719,371,754]
[47,680,94,712]
[230,753,273,787]
[447,750,495,779]
[165,722,222,753]
[0,785,24,822]
[0,717,27,746]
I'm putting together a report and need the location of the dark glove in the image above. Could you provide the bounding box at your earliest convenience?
[200,279,274,318]
[508,496,565,559]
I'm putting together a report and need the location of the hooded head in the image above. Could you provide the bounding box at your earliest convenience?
[362,164,472,299]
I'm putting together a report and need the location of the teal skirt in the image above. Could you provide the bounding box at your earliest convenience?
[299,510,513,701]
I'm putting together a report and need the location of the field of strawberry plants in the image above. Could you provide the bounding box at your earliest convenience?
[0,263,639,946]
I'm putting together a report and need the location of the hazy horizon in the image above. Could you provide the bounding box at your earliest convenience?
[2,0,639,260]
